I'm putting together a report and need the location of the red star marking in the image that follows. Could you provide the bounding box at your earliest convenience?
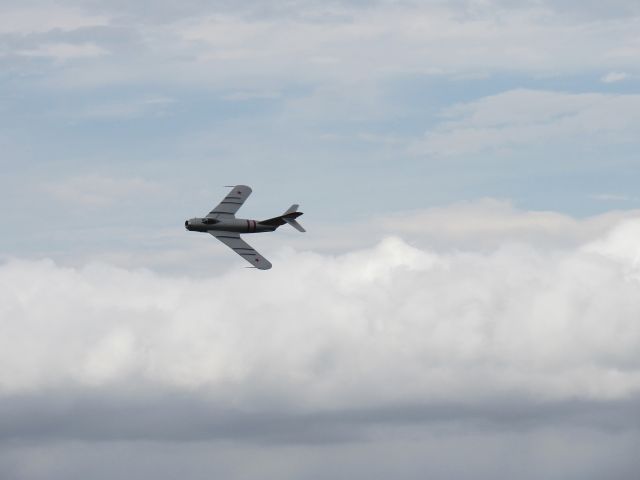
[255,258,259,262]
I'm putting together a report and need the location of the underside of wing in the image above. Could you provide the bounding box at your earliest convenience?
[211,232,272,270]
[206,185,252,219]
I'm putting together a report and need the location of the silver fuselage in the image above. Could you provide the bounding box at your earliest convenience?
[185,217,276,234]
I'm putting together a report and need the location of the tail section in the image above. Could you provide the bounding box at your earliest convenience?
[281,204,306,232]
[260,204,306,232]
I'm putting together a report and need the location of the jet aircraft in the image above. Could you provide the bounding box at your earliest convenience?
[185,185,304,270]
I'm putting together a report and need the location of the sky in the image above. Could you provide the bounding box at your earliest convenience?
[1,0,640,478]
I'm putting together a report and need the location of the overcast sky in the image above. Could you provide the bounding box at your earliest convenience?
[2,1,640,479]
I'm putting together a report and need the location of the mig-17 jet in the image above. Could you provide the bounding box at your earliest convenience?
[185,185,304,270]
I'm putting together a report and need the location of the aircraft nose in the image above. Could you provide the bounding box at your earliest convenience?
[184,220,190,230]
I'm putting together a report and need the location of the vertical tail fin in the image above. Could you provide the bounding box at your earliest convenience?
[283,204,299,215]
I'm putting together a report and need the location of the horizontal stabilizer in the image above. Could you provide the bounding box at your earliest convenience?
[284,217,306,232]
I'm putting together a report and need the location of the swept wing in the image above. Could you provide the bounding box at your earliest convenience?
[210,232,272,270]
[206,185,252,219]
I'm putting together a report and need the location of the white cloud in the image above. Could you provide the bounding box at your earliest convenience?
[601,71,629,83]
[30,2,640,89]
[0,7,109,34]
[2,214,640,409]
[256,202,640,270]
[369,199,640,250]
[410,89,640,156]
[18,42,109,61]
[173,7,639,82]
[583,219,640,269]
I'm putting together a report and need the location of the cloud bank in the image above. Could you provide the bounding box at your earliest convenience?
[1,205,640,478]
[2,215,640,403]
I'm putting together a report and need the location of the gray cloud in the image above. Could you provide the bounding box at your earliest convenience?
[1,425,639,480]
[1,391,639,444]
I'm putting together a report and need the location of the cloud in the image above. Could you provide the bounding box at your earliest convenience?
[17,199,640,276]
[369,199,640,250]
[71,96,175,119]
[2,216,640,402]
[601,71,630,83]
[0,6,109,34]
[222,90,282,101]
[169,6,640,83]
[5,1,638,90]
[256,201,640,266]
[410,89,640,156]
[1,428,638,480]
[42,175,165,207]
[18,42,109,60]
[2,204,640,477]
